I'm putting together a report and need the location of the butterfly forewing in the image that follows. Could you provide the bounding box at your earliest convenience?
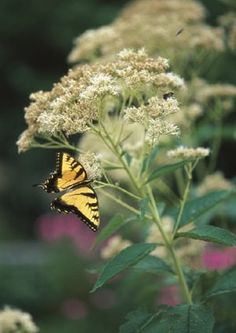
[51,185,100,232]
[42,152,87,192]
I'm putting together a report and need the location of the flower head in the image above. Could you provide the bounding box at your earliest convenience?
[167,146,210,160]
[68,0,225,66]
[17,49,183,152]
[79,152,102,180]
[196,172,233,196]
[0,307,38,333]
[101,235,132,259]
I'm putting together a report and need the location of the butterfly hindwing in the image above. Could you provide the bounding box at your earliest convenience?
[51,185,100,232]
[41,152,87,193]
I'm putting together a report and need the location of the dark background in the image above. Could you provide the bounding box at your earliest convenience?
[0,0,235,332]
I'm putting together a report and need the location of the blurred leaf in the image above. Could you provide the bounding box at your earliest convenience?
[139,198,149,220]
[145,160,190,184]
[197,125,236,142]
[94,214,127,247]
[157,202,166,216]
[119,309,158,333]
[143,304,215,333]
[218,192,236,219]
[206,268,236,298]
[176,225,236,246]
[141,145,159,174]
[124,152,132,166]
[91,243,156,292]
[133,255,173,274]
[176,190,232,228]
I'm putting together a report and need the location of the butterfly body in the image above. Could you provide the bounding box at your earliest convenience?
[37,152,100,231]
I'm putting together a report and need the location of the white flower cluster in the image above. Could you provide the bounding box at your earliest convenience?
[80,74,120,100]
[0,307,38,333]
[124,96,181,145]
[196,172,233,196]
[18,49,183,152]
[101,235,132,259]
[79,152,102,181]
[167,146,210,160]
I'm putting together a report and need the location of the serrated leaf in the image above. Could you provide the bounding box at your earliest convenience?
[91,243,156,292]
[206,268,236,298]
[94,215,127,247]
[119,309,158,333]
[133,255,173,274]
[145,160,190,184]
[176,190,232,228]
[176,225,236,246]
[144,304,214,333]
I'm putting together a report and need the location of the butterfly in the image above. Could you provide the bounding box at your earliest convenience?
[35,152,100,231]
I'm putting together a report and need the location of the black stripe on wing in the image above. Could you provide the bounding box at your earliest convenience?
[51,197,99,232]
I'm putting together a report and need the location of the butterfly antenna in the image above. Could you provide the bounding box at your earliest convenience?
[32,183,43,188]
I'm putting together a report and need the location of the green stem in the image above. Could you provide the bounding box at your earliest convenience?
[99,188,140,215]
[91,121,192,304]
[32,135,81,153]
[147,186,192,304]
[95,180,141,201]
[172,163,192,237]
[97,122,141,193]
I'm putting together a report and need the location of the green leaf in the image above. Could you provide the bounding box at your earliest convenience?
[94,215,127,247]
[176,225,236,246]
[144,304,214,333]
[104,165,124,171]
[145,160,190,184]
[139,197,149,220]
[141,145,159,174]
[177,190,232,228]
[91,243,156,292]
[119,309,158,333]
[206,268,236,298]
[124,152,132,166]
[133,255,173,274]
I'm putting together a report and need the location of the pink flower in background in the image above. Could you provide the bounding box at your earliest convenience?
[61,298,88,320]
[202,245,236,270]
[35,214,96,255]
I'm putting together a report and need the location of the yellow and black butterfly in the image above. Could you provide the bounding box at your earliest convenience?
[36,152,100,231]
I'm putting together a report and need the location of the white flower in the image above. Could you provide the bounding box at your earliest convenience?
[101,235,132,259]
[167,146,210,159]
[80,73,120,100]
[196,172,233,195]
[0,307,38,333]
[79,151,102,180]
[146,119,180,144]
